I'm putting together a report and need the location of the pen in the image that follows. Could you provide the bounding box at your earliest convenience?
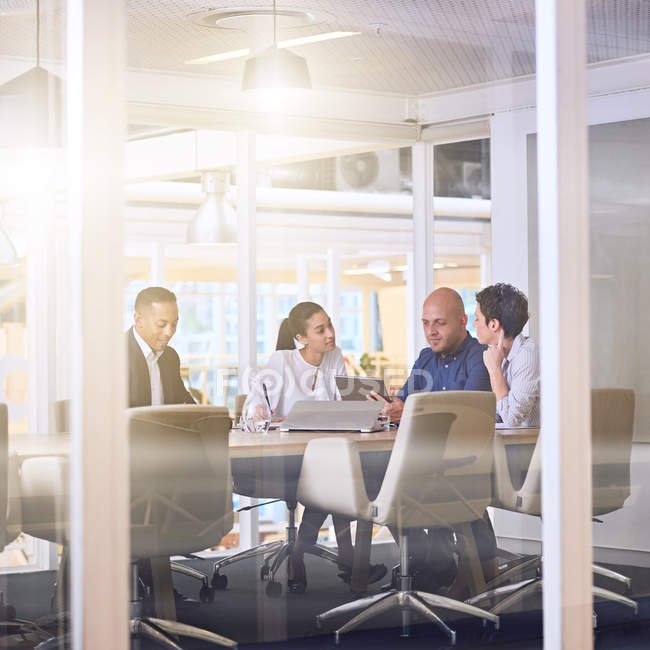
[262,383,272,413]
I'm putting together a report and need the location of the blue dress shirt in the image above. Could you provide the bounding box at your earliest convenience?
[397,332,491,402]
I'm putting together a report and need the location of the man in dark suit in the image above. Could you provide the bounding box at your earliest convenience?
[127,286,195,611]
[128,286,195,408]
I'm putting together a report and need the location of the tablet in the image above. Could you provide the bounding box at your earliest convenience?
[335,375,393,402]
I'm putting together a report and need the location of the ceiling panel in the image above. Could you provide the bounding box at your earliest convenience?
[0,0,648,95]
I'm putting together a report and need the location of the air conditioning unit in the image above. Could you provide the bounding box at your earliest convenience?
[335,149,403,193]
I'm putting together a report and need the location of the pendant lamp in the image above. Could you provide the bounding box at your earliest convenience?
[0,0,64,148]
[186,172,237,244]
[241,0,311,91]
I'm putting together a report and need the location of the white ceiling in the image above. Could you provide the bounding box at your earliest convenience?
[1,0,649,96]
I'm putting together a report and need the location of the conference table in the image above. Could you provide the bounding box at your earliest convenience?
[8,425,540,617]
[8,426,540,459]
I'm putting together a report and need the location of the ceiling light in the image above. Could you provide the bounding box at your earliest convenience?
[278,31,359,48]
[242,47,311,90]
[0,0,63,148]
[241,0,310,91]
[186,48,251,65]
[187,172,237,245]
[186,31,359,66]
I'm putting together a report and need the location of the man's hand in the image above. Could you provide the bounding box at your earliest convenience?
[367,391,404,424]
[483,329,506,374]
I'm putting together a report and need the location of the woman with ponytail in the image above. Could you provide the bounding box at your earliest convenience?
[246,302,386,593]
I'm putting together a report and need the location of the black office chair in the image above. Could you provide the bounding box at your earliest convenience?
[212,453,346,598]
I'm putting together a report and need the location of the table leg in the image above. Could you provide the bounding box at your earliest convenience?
[350,519,373,594]
[455,521,487,597]
[150,557,177,623]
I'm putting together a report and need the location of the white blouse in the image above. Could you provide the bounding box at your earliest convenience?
[247,347,346,418]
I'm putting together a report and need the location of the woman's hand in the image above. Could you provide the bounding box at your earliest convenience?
[253,403,274,420]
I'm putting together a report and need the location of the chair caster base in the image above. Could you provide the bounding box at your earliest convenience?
[211,573,228,590]
[265,581,282,598]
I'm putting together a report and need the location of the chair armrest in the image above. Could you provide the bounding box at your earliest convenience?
[297,437,373,520]
[441,455,477,472]
[492,434,518,509]
[20,456,69,544]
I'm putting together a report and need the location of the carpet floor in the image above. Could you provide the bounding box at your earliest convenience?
[1,542,649,649]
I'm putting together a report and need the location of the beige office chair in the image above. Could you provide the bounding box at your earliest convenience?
[0,402,53,643]
[233,393,247,422]
[20,407,238,649]
[296,391,500,645]
[51,400,228,602]
[468,388,638,620]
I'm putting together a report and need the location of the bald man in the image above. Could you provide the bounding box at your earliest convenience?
[372,288,494,593]
[375,287,491,424]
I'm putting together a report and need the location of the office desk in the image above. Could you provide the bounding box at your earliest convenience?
[10,427,538,458]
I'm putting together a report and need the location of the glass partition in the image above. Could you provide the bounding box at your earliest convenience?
[587,118,650,613]
[0,1,71,643]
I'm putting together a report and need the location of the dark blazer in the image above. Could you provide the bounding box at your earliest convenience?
[127,327,195,408]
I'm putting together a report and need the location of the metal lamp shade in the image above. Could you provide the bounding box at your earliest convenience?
[0,66,64,148]
[241,47,311,91]
[186,193,237,244]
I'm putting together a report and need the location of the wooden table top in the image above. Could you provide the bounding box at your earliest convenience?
[9,426,539,460]
[494,427,540,445]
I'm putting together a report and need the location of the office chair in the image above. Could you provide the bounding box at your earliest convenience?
[233,393,247,423]
[0,403,63,644]
[296,391,500,645]
[21,407,238,649]
[212,394,349,598]
[51,400,226,603]
[467,388,638,622]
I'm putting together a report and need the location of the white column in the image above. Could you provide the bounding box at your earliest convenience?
[408,142,434,367]
[25,171,59,571]
[479,248,491,288]
[326,248,341,335]
[236,130,259,548]
[67,1,128,649]
[296,255,310,302]
[56,225,70,401]
[489,110,532,294]
[537,1,592,648]
[151,242,166,285]
[26,185,56,435]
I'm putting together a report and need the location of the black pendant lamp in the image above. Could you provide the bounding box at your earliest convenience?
[0,0,64,148]
[241,0,311,91]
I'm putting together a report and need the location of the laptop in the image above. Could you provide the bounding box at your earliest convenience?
[335,375,393,402]
[279,400,384,432]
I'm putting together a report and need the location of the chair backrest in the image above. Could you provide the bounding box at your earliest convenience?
[500,388,635,516]
[591,388,635,512]
[127,404,230,430]
[373,390,495,528]
[53,399,70,433]
[128,405,233,559]
[234,394,247,420]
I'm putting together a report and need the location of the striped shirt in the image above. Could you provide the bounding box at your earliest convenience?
[497,334,540,427]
